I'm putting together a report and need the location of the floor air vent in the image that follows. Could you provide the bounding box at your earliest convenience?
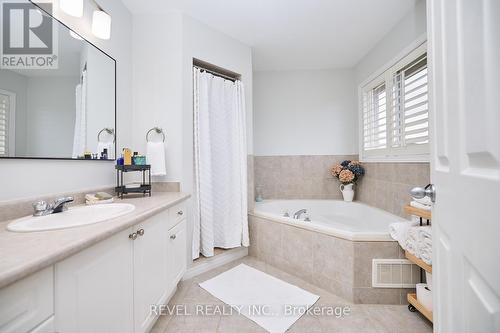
[372,259,421,288]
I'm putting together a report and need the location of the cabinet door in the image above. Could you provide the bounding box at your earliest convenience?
[133,210,170,333]
[55,228,134,333]
[168,219,187,286]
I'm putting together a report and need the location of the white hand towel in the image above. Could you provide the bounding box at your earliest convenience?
[146,141,166,176]
[410,200,432,211]
[389,218,419,250]
[417,226,432,264]
[411,195,432,206]
[97,141,114,158]
[405,227,420,257]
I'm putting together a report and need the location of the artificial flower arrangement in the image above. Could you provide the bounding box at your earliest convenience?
[331,160,365,185]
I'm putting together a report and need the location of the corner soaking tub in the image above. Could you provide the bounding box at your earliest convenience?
[252,199,407,241]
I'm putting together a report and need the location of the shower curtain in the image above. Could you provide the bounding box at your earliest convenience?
[192,67,249,259]
[72,70,87,158]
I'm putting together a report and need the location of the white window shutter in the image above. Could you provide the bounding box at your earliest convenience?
[0,93,8,156]
[360,42,429,161]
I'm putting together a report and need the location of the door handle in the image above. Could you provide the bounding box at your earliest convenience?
[177,210,184,216]
[170,234,176,240]
[410,184,436,203]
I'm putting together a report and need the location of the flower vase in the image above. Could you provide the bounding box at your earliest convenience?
[340,183,355,202]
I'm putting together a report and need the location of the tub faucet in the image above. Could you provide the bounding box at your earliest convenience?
[32,196,74,216]
[293,209,307,219]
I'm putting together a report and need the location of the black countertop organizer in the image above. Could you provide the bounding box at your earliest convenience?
[115,164,151,198]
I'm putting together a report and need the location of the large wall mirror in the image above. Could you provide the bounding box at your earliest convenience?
[0,1,116,160]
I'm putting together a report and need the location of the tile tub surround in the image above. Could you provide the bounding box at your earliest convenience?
[253,156,431,218]
[248,215,414,305]
[0,192,190,289]
[356,162,431,218]
[254,155,358,200]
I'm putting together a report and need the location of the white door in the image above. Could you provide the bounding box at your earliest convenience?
[133,211,170,333]
[55,228,134,333]
[168,219,187,286]
[428,0,500,332]
[0,90,16,157]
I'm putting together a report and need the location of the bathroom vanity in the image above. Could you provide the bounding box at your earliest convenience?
[0,193,189,333]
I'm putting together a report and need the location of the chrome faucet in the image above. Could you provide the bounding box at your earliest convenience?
[293,209,307,219]
[32,196,74,216]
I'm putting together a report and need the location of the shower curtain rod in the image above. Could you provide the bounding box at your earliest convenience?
[193,65,238,82]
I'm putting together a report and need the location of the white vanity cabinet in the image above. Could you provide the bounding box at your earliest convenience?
[133,211,170,333]
[54,228,135,333]
[52,204,187,333]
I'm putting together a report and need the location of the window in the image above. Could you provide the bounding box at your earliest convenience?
[0,90,15,157]
[360,43,428,161]
[0,93,9,156]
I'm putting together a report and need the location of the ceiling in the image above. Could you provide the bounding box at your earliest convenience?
[122,0,418,71]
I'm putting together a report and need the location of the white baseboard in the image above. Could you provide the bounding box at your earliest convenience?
[182,247,248,280]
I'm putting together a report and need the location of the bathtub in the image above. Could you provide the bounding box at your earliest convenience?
[252,199,407,242]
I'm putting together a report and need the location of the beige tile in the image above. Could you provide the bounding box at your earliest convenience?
[317,305,381,333]
[217,314,266,333]
[313,233,354,285]
[364,305,433,332]
[248,216,260,258]
[353,241,399,288]
[312,274,353,302]
[288,314,322,333]
[352,288,402,305]
[258,219,283,259]
[280,225,315,281]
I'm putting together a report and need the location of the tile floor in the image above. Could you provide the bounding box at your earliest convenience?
[151,256,432,333]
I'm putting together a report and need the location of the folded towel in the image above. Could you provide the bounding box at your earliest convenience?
[97,141,114,159]
[410,200,432,211]
[405,227,420,256]
[146,141,166,176]
[420,246,432,265]
[86,198,114,205]
[411,195,432,206]
[389,218,419,250]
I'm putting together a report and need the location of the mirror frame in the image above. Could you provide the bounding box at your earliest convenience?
[0,1,117,161]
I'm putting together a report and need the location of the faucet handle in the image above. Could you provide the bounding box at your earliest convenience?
[32,201,49,216]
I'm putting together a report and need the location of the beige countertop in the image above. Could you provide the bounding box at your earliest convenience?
[0,192,190,289]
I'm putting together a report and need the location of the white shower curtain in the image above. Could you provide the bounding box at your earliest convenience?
[72,70,87,158]
[192,67,249,259]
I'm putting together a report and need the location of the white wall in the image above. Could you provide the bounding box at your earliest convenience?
[354,0,427,85]
[131,11,184,184]
[253,69,357,156]
[0,0,132,202]
[131,12,253,188]
[181,15,253,191]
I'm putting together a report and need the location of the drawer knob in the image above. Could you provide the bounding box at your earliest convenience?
[137,229,145,236]
[129,233,138,240]
[177,210,184,216]
[170,234,177,240]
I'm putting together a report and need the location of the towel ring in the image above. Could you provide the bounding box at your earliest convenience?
[97,128,115,143]
[146,127,166,142]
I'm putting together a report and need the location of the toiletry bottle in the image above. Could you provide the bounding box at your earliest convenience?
[123,148,132,165]
[103,148,108,159]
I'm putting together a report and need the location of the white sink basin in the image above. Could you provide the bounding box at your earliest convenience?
[7,203,136,232]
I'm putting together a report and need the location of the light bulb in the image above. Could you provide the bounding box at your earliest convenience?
[91,10,111,40]
[60,0,83,17]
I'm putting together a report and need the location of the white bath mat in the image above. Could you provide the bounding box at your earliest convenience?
[199,264,319,333]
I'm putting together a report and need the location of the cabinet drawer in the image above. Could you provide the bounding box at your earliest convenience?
[169,202,186,225]
[0,267,54,333]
